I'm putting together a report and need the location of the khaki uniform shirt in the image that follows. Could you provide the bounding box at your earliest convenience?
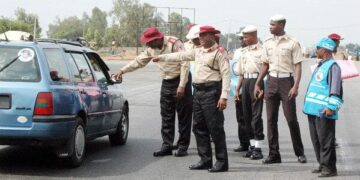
[233,48,243,75]
[261,34,303,73]
[238,43,263,75]
[158,43,231,99]
[121,36,190,87]
[184,40,195,52]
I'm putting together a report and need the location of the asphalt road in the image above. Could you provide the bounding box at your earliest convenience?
[0,59,359,180]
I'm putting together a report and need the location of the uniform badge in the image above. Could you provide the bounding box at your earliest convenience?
[315,71,324,81]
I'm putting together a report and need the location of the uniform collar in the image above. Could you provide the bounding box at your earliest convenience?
[248,42,260,50]
[202,43,218,52]
[273,33,288,41]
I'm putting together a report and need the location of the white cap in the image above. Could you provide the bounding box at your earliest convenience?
[236,31,243,37]
[186,24,201,40]
[242,25,257,33]
[270,14,286,21]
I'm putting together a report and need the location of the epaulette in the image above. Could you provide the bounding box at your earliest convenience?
[168,37,177,44]
[287,36,299,43]
[264,37,272,42]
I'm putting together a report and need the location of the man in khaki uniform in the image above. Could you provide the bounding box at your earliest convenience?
[233,31,250,153]
[153,26,230,173]
[236,25,265,160]
[114,27,192,157]
[254,15,307,164]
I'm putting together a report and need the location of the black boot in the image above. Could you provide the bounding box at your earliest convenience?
[189,161,212,170]
[243,146,255,158]
[250,148,263,160]
[208,161,228,173]
[234,144,249,152]
[153,148,172,157]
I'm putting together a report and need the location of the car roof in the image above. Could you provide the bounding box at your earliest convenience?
[0,39,94,53]
[0,39,109,71]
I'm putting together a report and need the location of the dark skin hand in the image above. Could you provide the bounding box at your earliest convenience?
[322,108,334,117]
[217,98,227,111]
[176,87,185,99]
[254,63,268,100]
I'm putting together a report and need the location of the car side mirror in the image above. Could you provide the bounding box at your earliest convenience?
[110,74,122,84]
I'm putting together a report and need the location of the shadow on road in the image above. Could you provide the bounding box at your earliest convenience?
[0,137,161,178]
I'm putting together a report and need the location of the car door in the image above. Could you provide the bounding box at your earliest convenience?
[65,52,104,135]
[86,52,123,131]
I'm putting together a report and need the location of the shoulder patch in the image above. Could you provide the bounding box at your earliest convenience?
[168,37,177,44]
[217,46,226,53]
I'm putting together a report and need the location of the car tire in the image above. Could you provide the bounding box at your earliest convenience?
[63,117,86,167]
[109,105,129,146]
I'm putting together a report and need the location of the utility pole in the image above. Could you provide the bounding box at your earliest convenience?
[33,16,37,40]
[226,20,231,50]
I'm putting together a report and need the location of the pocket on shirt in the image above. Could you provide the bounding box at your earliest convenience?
[280,48,291,56]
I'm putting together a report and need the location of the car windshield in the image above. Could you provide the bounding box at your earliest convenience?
[0,46,40,82]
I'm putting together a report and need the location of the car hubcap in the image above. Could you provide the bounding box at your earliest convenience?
[75,126,85,159]
[121,113,128,137]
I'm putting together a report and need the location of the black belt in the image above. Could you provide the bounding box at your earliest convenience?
[192,81,221,91]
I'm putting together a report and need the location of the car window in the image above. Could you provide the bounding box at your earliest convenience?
[0,47,40,82]
[66,52,94,82]
[43,48,70,82]
[65,53,82,82]
[87,53,107,83]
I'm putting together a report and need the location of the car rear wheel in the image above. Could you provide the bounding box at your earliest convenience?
[62,117,86,167]
[109,105,129,146]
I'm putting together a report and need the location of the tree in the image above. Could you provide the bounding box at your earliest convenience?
[47,16,84,40]
[168,12,191,40]
[110,0,160,47]
[0,8,41,37]
[14,8,41,37]
[84,7,108,47]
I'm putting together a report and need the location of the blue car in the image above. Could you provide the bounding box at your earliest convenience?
[0,39,129,167]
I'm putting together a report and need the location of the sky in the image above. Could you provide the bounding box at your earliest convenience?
[1,0,360,48]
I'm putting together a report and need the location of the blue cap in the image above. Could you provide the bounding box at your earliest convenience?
[316,37,336,51]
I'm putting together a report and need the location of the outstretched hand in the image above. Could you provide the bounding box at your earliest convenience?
[114,70,123,81]
[152,56,160,62]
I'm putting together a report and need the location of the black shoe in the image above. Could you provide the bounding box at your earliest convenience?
[243,146,255,158]
[153,149,172,157]
[318,171,337,178]
[298,155,307,163]
[174,149,188,157]
[208,161,228,173]
[262,156,281,164]
[189,161,212,170]
[172,144,179,150]
[234,145,249,152]
[250,148,263,160]
[312,166,322,173]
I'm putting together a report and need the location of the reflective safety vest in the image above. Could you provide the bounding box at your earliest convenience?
[303,59,343,120]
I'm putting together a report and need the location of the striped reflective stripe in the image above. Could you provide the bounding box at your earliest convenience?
[305,97,327,105]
